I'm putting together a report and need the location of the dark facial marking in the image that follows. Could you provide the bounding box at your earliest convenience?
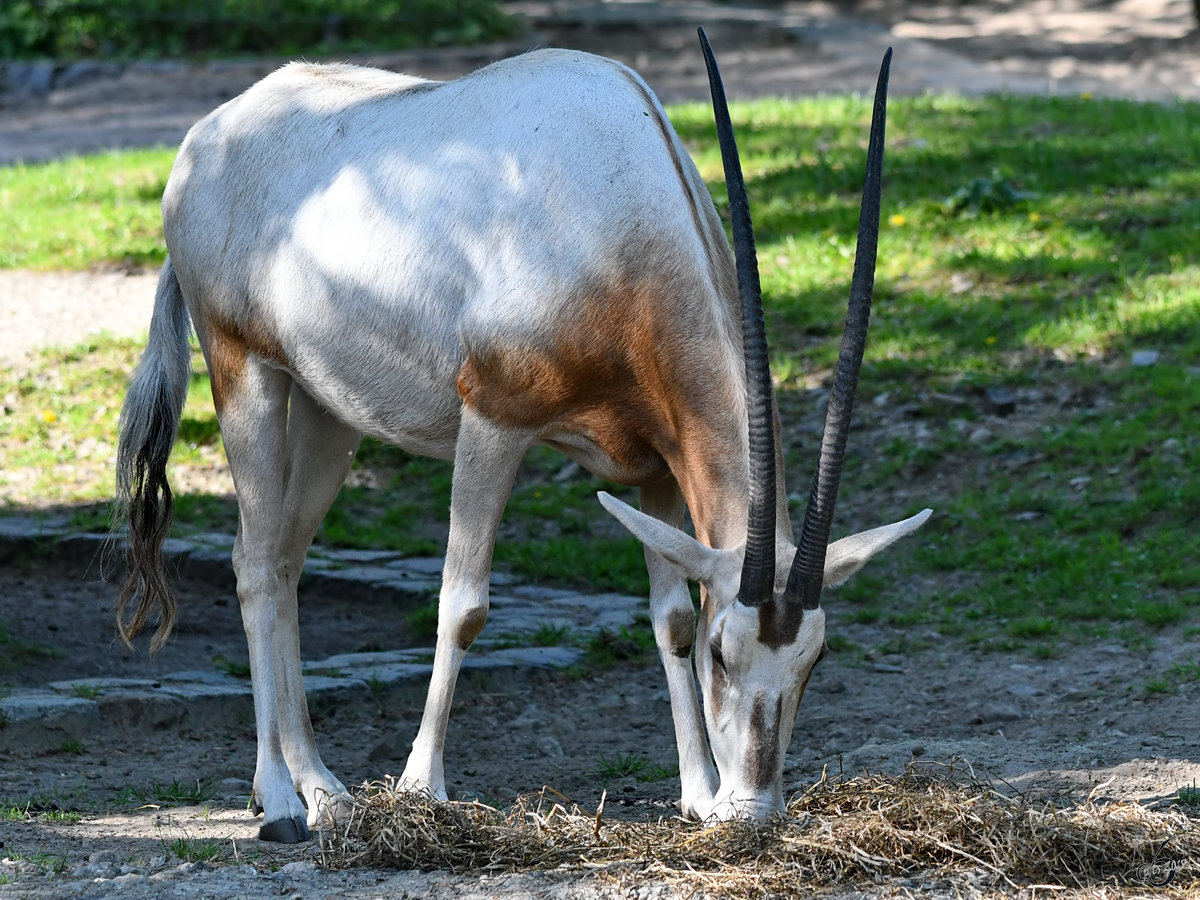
[747,693,783,791]
[708,648,726,723]
[757,598,804,650]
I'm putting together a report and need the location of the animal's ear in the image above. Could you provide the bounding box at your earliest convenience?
[597,491,739,585]
[823,508,933,587]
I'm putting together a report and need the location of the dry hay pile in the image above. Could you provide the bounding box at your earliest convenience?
[320,769,1199,897]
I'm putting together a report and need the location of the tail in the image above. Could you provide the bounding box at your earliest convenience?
[111,256,192,652]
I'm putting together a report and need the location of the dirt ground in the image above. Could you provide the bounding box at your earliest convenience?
[2,1,1200,897]
[1,552,1197,898]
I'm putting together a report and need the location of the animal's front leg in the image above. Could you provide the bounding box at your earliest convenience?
[399,407,533,799]
[639,480,718,818]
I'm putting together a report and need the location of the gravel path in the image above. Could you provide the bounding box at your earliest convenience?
[0,269,159,367]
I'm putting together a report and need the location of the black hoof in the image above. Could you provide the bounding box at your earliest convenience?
[258,814,309,843]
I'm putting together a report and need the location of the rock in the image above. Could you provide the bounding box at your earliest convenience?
[984,387,1017,415]
[950,273,975,294]
[368,736,406,762]
[278,861,319,877]
[968,426,994,445]
[1006,683,1041,699]
[57,61,123,90]
[2,62,57,95]
[973,702,1021,723]
[218,777,253,798]
[73,860,119,878]
[511,705,545,728]
[536,736,565,757]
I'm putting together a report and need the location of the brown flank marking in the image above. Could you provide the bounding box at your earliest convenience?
[456,246,745,532]
[199,314,289,414]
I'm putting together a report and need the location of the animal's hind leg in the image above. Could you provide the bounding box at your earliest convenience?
[207,350,311,842]
[272,383,362,830]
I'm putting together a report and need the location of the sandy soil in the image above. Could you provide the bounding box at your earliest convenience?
[2,1,1199,896]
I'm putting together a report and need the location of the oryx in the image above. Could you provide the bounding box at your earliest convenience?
[114,30,928,841]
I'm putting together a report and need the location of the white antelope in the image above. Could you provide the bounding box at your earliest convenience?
[114,30,929,842]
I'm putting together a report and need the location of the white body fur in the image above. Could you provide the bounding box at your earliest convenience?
[118,50,928,842]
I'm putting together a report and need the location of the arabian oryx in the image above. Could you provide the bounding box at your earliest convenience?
[114,29,929,842]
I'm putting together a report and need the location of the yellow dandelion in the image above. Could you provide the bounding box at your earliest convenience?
[1029,212,1041,223]
[42,410,57,423]
[985,336,998,346]
[888,213,906,227]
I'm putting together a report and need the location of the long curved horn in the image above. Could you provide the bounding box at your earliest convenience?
[785,47,892,610]
[698,27,775,608]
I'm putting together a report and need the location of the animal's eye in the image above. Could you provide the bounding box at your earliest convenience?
[709,642,726,672]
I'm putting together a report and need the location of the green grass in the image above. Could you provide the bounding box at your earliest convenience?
[1,790,84,824]
[530,622,575,647]
[405,597,441,641]
[593,752,649,780]
[2,92,1199,653]
[1,803,29,822]
[592,752,678,783]
[0,149,172,270]
[1141,657,1200,696]
[0,620,62,676]
[0,335,223,508]
[2,851,67,876]
[132,779,218,807]
[162,836,223,863]
[212,656,251,679]
[585,615,657,667]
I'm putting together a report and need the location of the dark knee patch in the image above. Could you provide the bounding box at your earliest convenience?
[666,606,696,658]
[455,606,488,649]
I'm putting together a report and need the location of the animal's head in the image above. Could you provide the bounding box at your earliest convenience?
[598,32,930,820]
